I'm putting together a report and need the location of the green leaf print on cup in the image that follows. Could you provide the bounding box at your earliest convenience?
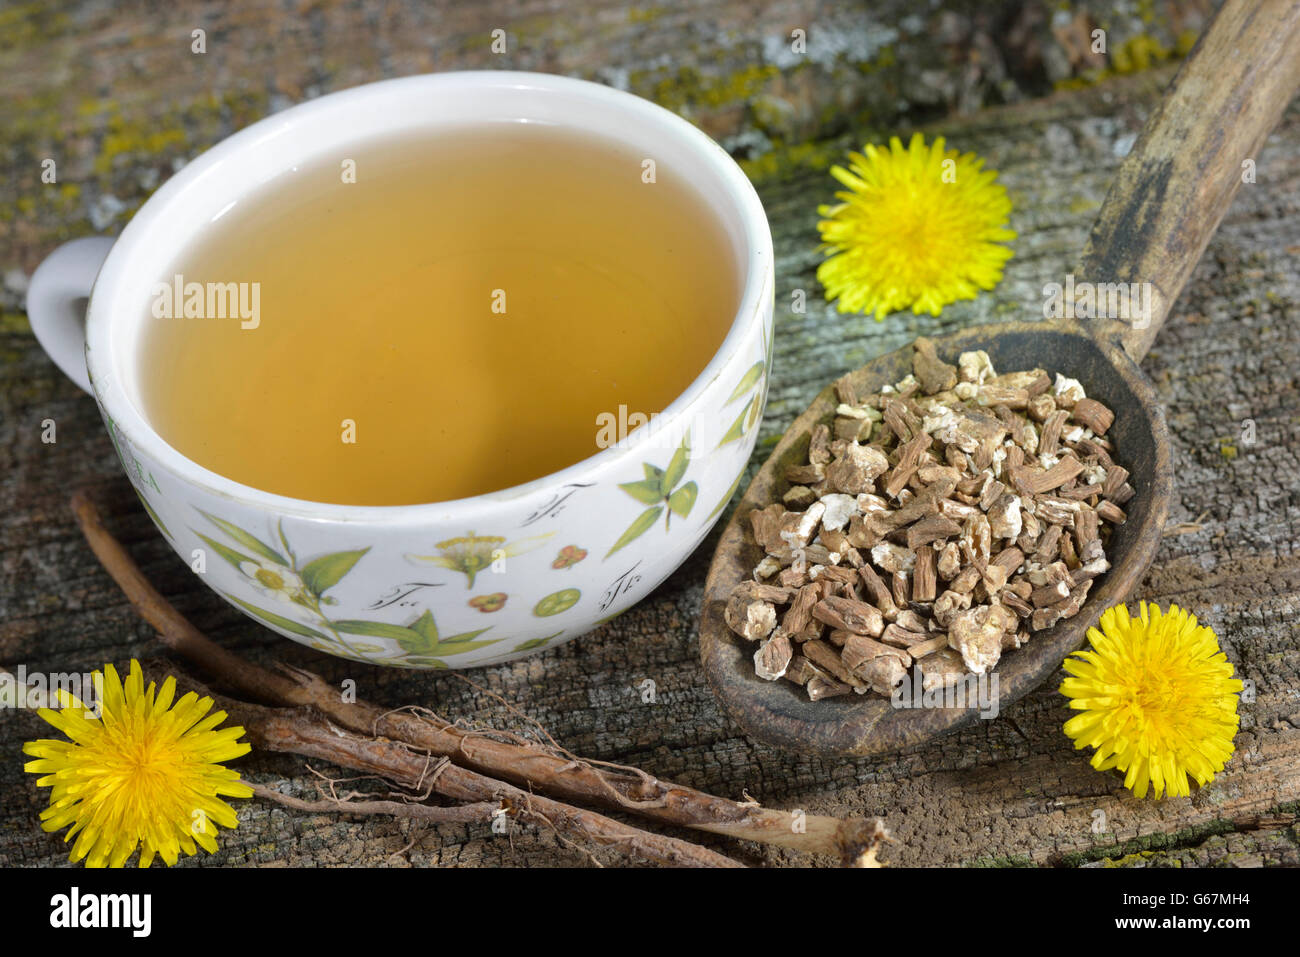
[332,619,427,643]
[103,411,171,540]
[201,511,290,564]
[134,490,172,541]
[407,530,553,588]
[718,362,764,447]
[608,506,663,557]
[533,588,581,617]
[706,468,746,522]
[668,481,697,518]
[391,609,501,667]
[223,593,329,641]
[301,549,370,595]
[197,512,374,657]
[514,632,563,652]
[607,432,698,557]
[716,324,771,448]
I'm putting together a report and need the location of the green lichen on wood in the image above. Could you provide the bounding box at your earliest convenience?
[0,2,71,52]
[1094,850,1161,867]
[0,311,32,334]
[1056,816,1240,867]
[1055,28,1198,90]
[626,6,666,25]
[0,86,272,242]
[93,113,187,175]
[639,63,780,113]
[967,853,1039,868]
[854,45,897,74]
[739,138,847,185]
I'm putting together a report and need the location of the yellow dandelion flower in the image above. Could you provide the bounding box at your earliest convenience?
[22,660,252,867]
[816,132,1015,319]
[1060,602,1243,799]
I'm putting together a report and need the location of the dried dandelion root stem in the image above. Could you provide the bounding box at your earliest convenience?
[241,704,744,868]
[71,493,889,866]
[250,783,501,825]
[285,669,886,863]
[726,340,1132,702]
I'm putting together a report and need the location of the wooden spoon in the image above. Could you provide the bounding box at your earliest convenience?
[699,0,1300,757]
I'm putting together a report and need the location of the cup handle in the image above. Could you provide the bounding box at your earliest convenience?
[27,236,116,395]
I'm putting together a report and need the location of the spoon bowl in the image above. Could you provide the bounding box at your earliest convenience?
[699,322,1170,755]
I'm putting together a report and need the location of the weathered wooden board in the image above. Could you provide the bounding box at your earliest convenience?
[3,1,1299,867]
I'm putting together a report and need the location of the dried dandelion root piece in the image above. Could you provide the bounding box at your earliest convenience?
[724,342,1133,700]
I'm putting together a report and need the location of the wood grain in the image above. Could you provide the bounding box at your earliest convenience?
[1081,0,1300,359]
[3,1,1299,867]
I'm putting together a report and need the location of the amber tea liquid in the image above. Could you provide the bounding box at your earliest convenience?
[137,123,740,505]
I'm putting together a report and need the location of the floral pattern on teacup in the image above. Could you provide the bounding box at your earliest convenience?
[407,531,554,588]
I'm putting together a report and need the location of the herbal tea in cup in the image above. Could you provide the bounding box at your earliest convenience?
[139,123,741,506]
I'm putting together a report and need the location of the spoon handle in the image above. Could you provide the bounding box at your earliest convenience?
[1079,0,1300,362]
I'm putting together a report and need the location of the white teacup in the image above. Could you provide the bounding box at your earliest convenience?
[27,72,774,669]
